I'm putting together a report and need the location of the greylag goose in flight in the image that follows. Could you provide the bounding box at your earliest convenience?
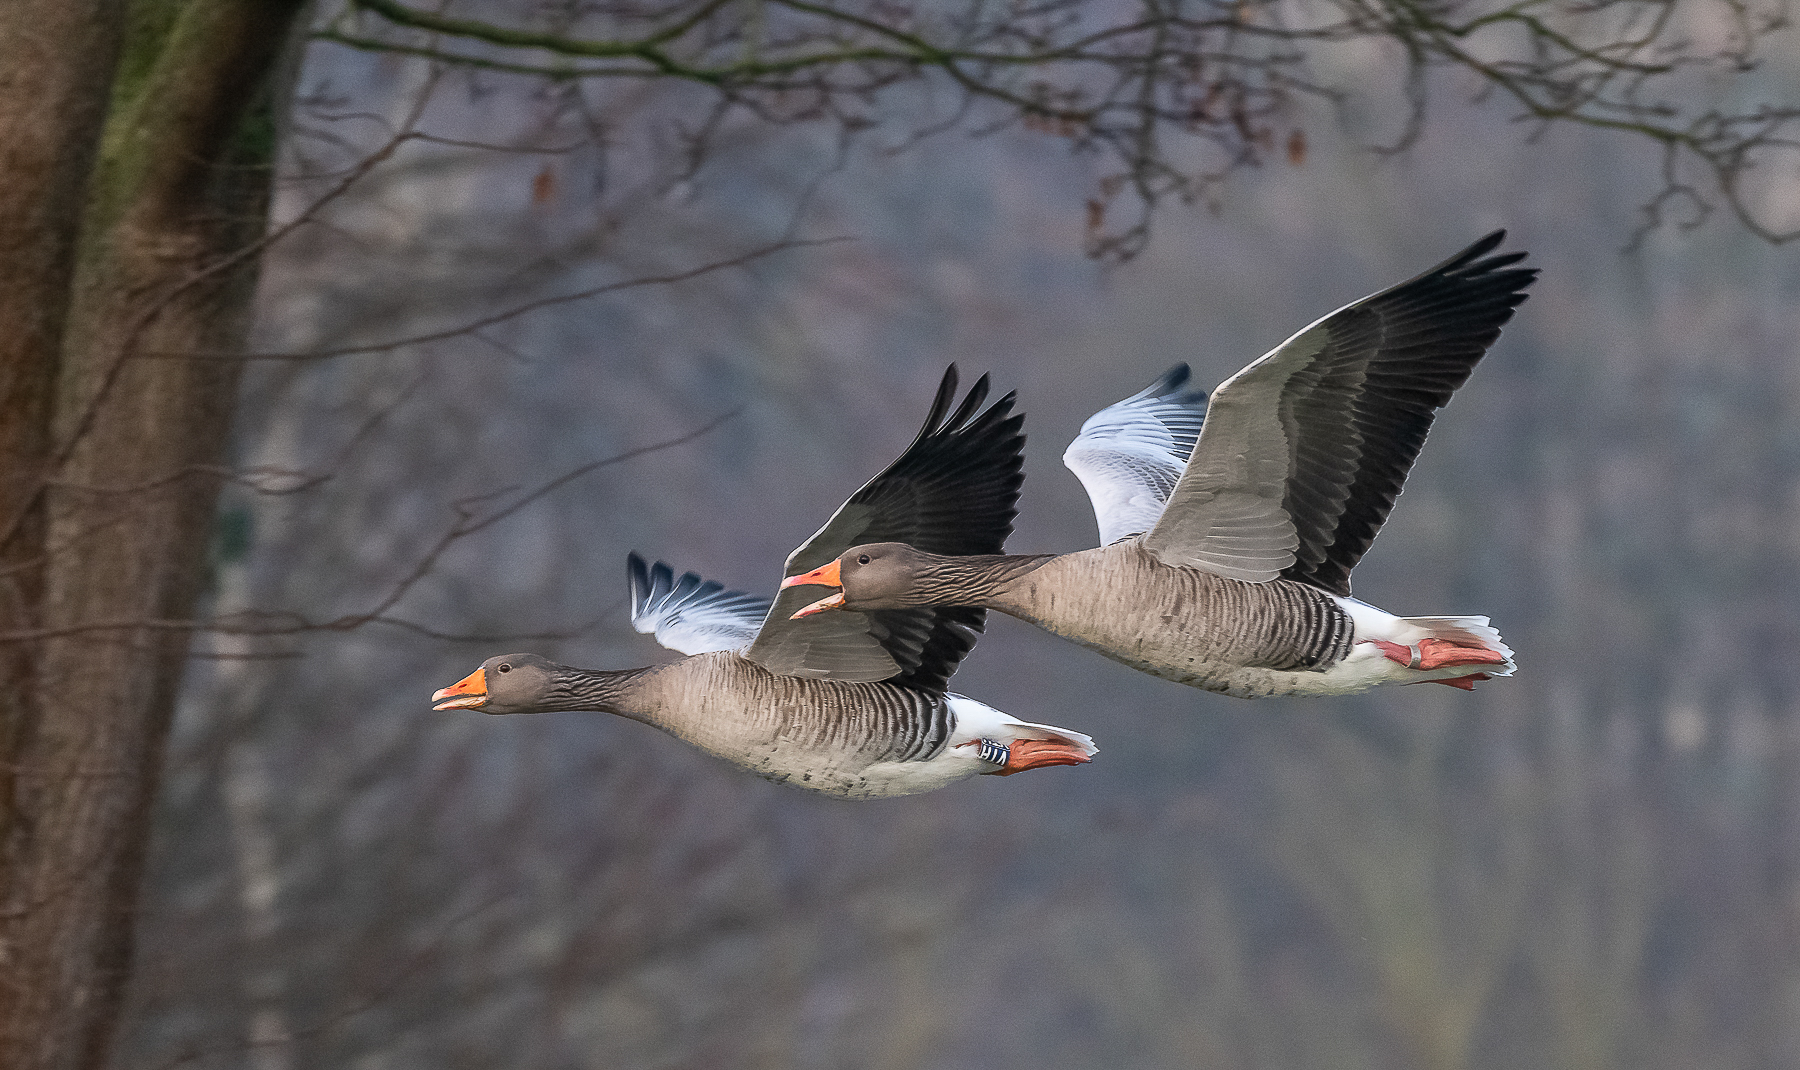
[431,369,1095,797]
[781,233,1534,698]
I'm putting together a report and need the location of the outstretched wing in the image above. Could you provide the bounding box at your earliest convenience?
[1062,363,1208,546]
[627,553,770,656]
[1144,231,1537,595]
[745,366,1025,692]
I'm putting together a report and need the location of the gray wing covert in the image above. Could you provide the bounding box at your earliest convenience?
[1144,231,1536,594]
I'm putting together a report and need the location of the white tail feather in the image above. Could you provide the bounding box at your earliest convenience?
[945,694,1098,756]
[1004,719,1099,755]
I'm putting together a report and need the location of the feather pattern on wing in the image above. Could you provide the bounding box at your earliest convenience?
[627,552,771,656]
[745,366,1026,692]
[1062,363,1209,545]
[1144,231,1536,594]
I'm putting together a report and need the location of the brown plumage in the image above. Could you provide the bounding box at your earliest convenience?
[792,542,1364,698]
[786,235,1534,697]
[430,369,1096,797]
[434,652,1008,798]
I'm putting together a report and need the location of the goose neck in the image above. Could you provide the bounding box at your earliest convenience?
[921,553,1054,607]
[541,665,652,718]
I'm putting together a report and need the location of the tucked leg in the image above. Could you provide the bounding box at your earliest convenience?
[1365,638,1506,672]
[1430,672,1492,691]
[1415,637,1507,670]
[1368,639,1416,667]
[996,739,1092,775]
[966,737,1093,776]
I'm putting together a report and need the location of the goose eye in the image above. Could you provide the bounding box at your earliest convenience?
[497,663,512,673]
[857,554,870,565]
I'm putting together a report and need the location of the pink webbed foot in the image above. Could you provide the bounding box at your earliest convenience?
[999,740,1092,775]
[1416,638,1507,670]
[1366,638,1506,671]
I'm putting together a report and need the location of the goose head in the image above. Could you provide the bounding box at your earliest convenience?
[431,653,563,714]
[782,542,952,616]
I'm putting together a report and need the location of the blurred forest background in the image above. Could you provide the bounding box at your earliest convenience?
[38,0,1800,1068]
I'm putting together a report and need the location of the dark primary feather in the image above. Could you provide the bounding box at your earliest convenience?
[1279,230,1536,595]
[746,366,1027,693]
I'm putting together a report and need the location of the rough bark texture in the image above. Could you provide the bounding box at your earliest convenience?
[0,0,133,913]
[0,0,127,526]
[0,1,305,1067]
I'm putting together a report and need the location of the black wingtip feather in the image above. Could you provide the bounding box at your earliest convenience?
[627,552,652,618]
[1140,363,1192,398]
[1279,232,1535,596]
[1446,230,1505,269]
[917,365,959,442]
[1461,250,1530,275]
[752,368,1026,693]
[853,370,1025,692]
[943,372,991,430]
[1149,364,1208,408]
[628,553,690,625]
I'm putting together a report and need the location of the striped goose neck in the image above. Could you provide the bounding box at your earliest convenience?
[537,665,651,716]
[912,553,1055,606]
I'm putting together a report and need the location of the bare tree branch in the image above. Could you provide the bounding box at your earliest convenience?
[314,0,1800,258]
[163,236,848,361]
[0,409,737,648]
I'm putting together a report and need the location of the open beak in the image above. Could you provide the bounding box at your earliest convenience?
[780,560,845,618]
[431,667,488,711]
[790,592,846,618]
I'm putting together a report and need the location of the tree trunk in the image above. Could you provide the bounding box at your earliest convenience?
[0,1,305,1067]
[0,0,133,904]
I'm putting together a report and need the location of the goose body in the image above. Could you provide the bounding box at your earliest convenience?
[431,369,1095,798]
[978,543,1507,697]
[785,234,1534,698]
[436,652,1092,798]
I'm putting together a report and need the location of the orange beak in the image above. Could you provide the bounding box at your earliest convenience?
[431,667,488,711]
[790,592,846,618]
[780,560,841,590]
[780,560,846,618]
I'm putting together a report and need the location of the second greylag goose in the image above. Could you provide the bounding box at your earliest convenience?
[431,369,1095,797]
[781,233,1535,698]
